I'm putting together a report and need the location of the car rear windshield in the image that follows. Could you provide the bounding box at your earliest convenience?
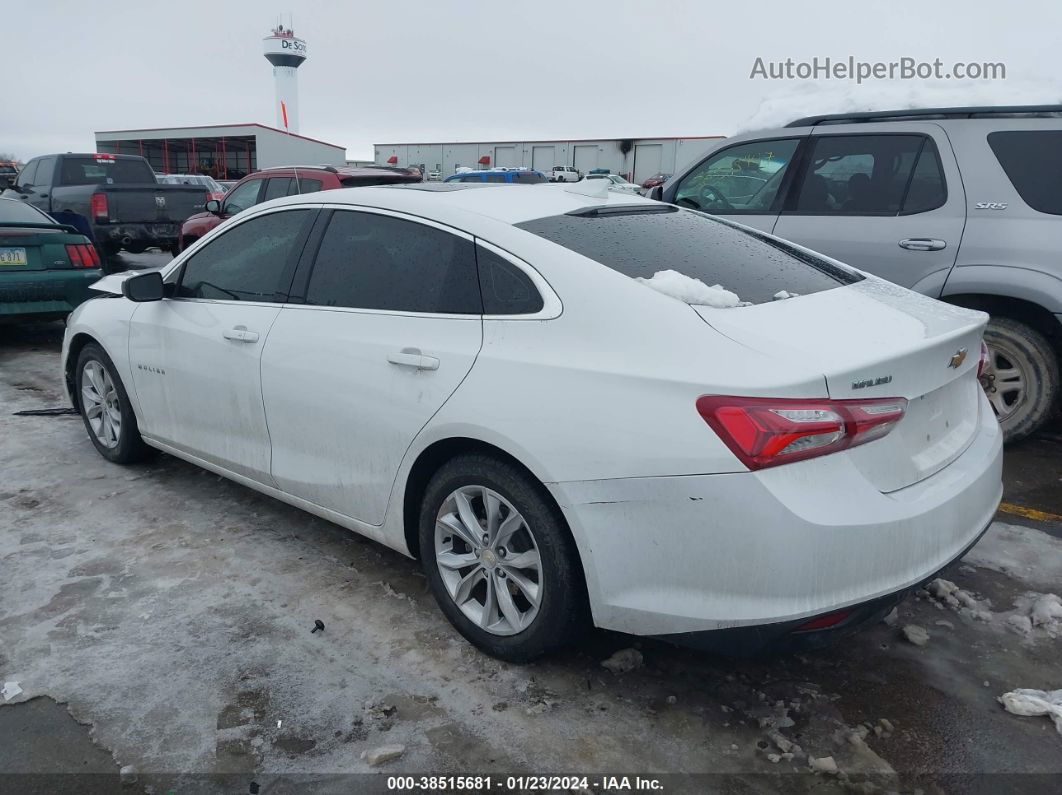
[0,200,55,225]
[988,131,1062,215]
[516,206,862,305]
[58,157,156,186]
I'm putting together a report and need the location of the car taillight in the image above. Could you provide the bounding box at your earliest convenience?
[977,340,990,379]
[66,244,100,268]
[696,395,908,470]
[90,193,108,221]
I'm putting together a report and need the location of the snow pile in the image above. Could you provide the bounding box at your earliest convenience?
[921,578,992,622]
[737,79,1062,134]
[635,270,744,308]
[964,521,1062,592]
[1030,594,1062,627]
[1007,592,1062,637]
[773,290,799,301]
[999,689,1062,736]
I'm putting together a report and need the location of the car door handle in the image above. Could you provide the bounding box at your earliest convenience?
[899,238,947,251]
[387,347,440,371]
[222,327,259,343]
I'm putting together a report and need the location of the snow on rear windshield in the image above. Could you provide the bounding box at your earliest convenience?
[516,207,861,306]
[635,270,748,308]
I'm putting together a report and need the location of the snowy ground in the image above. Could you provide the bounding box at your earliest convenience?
[2,323,1061,793]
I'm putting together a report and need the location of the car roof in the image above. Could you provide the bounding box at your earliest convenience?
[263,182,659,225]
[786,104,1062,127]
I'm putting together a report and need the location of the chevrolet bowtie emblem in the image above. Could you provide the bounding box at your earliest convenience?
[949,348,968,369]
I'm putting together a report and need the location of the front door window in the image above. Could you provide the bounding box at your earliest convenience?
[674,139,800,213]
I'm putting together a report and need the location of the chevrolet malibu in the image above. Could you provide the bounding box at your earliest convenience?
[61,182,1003,661]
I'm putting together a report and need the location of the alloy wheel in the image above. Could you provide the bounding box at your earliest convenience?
[434,485,543,636]
[81,360,122,449]
[980,341,1028,419]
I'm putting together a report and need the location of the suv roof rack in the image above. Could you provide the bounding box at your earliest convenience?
[260,164,340,173]
[785,104,1062,127]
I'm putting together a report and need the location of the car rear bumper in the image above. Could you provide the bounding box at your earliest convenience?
[659,516,991,655]
[548,391,1003,638]
[95,223,180,248]
[0,269,102,320]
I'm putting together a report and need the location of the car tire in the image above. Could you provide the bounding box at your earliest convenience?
[419,453,588,662]
[76,343,153,464]
[982,317,1060,443]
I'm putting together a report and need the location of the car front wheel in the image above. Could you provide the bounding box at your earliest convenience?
[77,343,153,464]
[419,454,587,661]
[982,317,1060,443]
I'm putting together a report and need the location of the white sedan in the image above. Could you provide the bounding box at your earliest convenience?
[582,172,642,194]
[61,181,1002,661]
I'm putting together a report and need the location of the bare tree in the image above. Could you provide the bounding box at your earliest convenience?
[0,152,18,162]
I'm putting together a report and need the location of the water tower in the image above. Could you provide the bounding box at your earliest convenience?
[263,22,308,133]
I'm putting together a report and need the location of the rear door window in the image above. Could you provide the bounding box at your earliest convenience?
[789,134,943,215]
[295,178,323,194]
[988,130,1062,215]
[476,246,543,314]
[264,177,293,201]
[516,206,861,306]
[304,210,481,314]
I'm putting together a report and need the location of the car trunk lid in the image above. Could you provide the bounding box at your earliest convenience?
[0,226,79,271]
[692,278,988,491]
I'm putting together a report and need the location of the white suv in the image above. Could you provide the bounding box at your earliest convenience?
[550,165,581,182]
[656,104,1062,441]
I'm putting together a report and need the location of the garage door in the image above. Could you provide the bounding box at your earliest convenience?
[573,145,598,174]
[633,144,663,185]
[494,146,518,168]
[532,146,555,173]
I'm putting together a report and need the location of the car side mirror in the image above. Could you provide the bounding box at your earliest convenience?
[647,186,664,201]
[205,199,221,214]
[122,270,165,302]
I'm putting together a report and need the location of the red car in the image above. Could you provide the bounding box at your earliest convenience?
[640,172,672,190]
[178,164,421,251]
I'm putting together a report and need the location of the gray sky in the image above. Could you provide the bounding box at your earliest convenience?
[4,0,1060,161]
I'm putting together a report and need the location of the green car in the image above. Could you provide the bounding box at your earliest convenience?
[0,197,102,322]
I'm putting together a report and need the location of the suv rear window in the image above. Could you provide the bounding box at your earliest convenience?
[988,131,1062,215]
[59,157,155,185]
[516,207,861,305]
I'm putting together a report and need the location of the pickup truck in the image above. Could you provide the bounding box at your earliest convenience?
[2,153,207,267]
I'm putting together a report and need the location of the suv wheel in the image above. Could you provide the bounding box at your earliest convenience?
[419,454,587,662]
[981,317,1059,443]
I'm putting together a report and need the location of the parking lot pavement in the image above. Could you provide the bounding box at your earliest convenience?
[2,323,1061,793]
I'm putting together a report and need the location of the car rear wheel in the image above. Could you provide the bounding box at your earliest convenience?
[419,454,587,662]
[77,344,153,464]
[982,317,1059,443]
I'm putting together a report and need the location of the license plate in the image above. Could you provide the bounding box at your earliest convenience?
[0,247,27,266]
